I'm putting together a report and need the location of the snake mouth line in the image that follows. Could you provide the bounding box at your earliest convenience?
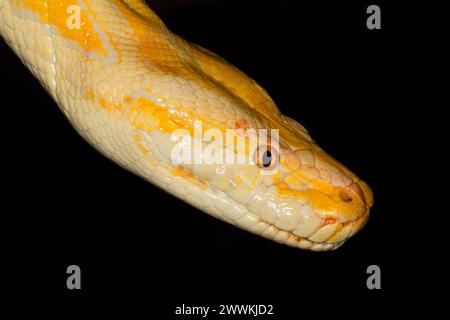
[248,208,370,251]
[196,175,371,251]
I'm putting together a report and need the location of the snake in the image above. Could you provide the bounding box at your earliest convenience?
[0,0,373,251]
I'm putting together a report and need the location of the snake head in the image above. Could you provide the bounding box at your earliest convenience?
[194,116,374,251]
[182,120,374,251]
[237,122,374,251]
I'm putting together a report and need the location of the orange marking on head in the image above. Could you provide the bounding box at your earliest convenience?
[272,175,290,190]
[235,118,248,130]
[323,217,337,225]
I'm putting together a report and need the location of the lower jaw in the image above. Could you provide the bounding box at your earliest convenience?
[295,210,370,251]
[255,210,370,251]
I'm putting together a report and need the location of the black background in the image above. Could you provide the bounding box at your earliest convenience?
[1,0,447,309]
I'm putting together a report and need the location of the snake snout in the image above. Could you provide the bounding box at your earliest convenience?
[315,180,372,248]
[286,174,373,250]
[326,180,372,231]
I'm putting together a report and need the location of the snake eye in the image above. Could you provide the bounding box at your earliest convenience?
[261,150,272,167]
[255,145,278,169]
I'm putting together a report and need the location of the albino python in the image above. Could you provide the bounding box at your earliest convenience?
[0,0,373,250]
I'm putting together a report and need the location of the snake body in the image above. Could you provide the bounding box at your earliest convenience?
[0,0,373,250]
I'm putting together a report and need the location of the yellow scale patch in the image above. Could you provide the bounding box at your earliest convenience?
[272,159,365,220]
[274,174,364,221]
[83,0,122,61]
[15,0,107,56]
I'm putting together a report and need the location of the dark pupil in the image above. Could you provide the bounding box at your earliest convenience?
[262,151,272,167]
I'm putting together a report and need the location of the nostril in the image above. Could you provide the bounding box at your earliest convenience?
[339,189,353,202]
